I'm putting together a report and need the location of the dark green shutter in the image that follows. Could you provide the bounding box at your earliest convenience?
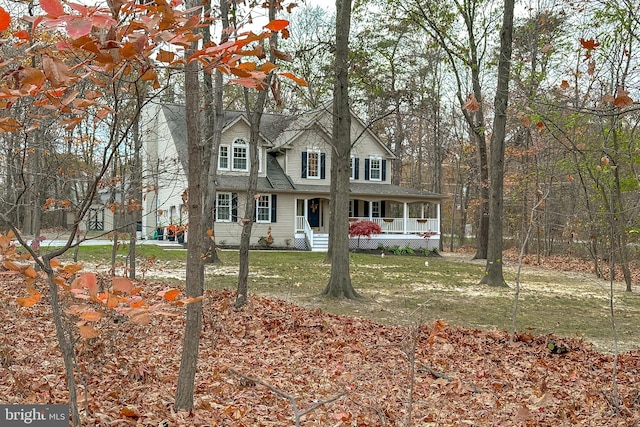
[231,193,238,222]
[301,152,307,178]
[320,153,326,179]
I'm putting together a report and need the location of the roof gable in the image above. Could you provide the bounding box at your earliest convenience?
[271,104,396,159]
[159,104,297,158]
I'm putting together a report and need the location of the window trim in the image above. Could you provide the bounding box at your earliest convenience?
[371,200,381,218]
[255,194,271,223]
[369,156,382,181]
[232,138,248,171]
[218,145,230,170]
[306,149,321,179]
[350,157,356,180]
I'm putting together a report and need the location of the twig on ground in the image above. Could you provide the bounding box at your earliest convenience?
[227,368,345,426]
[416,362,453,381]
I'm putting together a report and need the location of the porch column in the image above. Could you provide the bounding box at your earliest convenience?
[294,198,299,233]
[436,202,441,232]
[403,202,408,234]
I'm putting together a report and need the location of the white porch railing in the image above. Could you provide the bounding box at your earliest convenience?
[351,217,439,234]
[296,216,314,248]
[296,216,439,235]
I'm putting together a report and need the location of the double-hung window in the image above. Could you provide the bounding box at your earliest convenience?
[369,156,382,181]
[307,150,320,179]
[256,195,271,223]
[232,138,248,171]
[216,193,232,222]
[218,146,229,170]
[371,201,381,218]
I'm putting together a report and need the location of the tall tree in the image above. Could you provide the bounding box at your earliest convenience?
[323,0,358,298]
[201,0,227,265]
[480,0,515,286]
[234,0,284,308]
[174,0,209,410]
[404,0,498,260]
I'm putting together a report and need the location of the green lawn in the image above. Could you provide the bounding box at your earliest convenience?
[50,244,640,353]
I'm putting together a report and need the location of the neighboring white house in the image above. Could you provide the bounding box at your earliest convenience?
[141,103,444,251]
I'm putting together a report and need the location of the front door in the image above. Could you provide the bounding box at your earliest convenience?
[308,198,320,228]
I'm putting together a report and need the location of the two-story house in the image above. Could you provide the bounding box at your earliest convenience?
[141,103,444,251]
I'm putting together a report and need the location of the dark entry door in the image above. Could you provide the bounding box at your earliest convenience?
[308,198,320,227]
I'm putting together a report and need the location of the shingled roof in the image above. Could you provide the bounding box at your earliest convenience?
[159,103,443,201]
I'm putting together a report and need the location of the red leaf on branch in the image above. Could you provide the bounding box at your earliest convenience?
[13,29,30,40]
[264,19,289,32]
[71,272,98,298]
[162,289,180,301]
[112,277,133,294]
[579,38,600,50]
[280,72,308,87]
[614,86,633,108]
[0,7,10,31]
[66,17,93,38]
[40,0,65,18]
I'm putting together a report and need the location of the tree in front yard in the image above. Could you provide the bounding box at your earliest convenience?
[323,0,359,299]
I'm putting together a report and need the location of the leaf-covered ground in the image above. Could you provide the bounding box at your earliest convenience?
[1,275,640,426]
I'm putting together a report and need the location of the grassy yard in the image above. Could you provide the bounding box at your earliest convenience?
[54,244,640,353]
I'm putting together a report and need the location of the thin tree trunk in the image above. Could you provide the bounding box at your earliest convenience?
[45,268,81,426]
[235,1,276,308]
[174,0,208,408]
[202,0,228,265]
[128,85,144,279]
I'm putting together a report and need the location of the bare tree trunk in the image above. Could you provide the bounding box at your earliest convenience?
[174,0,208,409]
[202,0,228,265]
[235,115,260,308]
[127,85,144,278]
[44,267,81,426]
[235,2,276,308]
[480,0,514,287]
[323,0,358,299]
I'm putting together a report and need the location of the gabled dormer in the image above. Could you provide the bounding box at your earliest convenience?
[216,111,296,178]
[269,106,395,186]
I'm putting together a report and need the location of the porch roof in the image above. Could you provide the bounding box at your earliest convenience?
[215,176,444,203]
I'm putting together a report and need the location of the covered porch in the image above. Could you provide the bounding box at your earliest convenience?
[294,197,441,251]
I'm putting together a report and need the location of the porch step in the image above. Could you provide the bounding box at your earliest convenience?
[311,233,328,252]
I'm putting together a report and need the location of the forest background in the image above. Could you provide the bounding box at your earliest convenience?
[0,0,639,424]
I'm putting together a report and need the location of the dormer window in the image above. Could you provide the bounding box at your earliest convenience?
[232,138,248,171]
[301,150,326,179]
[369,156,382,181]
[218,146,229,170]
[364,156,386,182]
